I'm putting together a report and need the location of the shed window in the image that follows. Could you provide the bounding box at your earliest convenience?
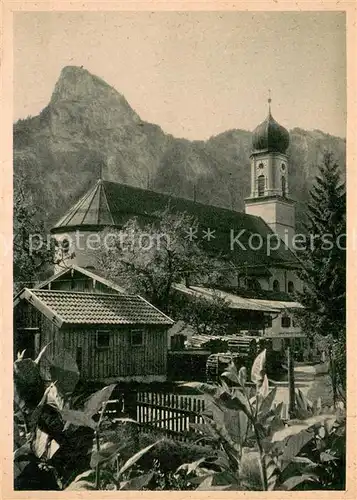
[96,330,110,349]
[130,329,144,346]
[281,316,291,328]
[273,280,280,292]
[257,175,265,197]
[288,281,295,293]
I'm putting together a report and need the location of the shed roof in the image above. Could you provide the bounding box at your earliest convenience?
[18,289,173,328]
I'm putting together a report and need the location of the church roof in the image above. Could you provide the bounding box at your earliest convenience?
[52,180,299,269]
[54,179,114,228]
[173,284,304,312]
[252,110,290,154]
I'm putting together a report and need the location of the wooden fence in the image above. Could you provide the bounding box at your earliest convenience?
[136,391,206,442]
[104,391,207,443]
[104,390,290,444]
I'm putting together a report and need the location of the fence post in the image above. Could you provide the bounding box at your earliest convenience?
[287,346,295,418]
[124,390,138,421]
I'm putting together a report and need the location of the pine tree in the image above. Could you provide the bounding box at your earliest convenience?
[296,151,346,396]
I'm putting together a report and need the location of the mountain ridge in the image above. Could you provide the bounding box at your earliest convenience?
[14,66,346,230]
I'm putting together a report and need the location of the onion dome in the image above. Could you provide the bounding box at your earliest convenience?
[252,106,290,154]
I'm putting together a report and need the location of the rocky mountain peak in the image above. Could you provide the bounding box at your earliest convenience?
[50,65,140,121]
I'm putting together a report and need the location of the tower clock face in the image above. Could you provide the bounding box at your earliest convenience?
[257,160,267,170]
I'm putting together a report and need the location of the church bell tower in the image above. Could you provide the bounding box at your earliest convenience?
[245,97,295,247]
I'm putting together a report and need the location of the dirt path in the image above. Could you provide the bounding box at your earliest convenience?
[273,364,333,406]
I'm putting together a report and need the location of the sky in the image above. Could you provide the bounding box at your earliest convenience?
[13,11,346,139]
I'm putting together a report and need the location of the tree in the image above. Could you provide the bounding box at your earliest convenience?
[295,151,346,398]
[96,209,227,313]
[13,172,56,292]
[170,289,234,336]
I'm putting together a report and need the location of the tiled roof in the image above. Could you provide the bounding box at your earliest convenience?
[51,180,299,269]
[21,289,173,327]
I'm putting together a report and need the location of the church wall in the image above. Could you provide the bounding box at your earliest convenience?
[275,201,295,229]
[256,276,270,290]
[269,267,300,293]
[53,230,103,272]
[245,199,277,225]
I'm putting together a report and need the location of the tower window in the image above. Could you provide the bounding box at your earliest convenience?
[273,280,280,292]
[61,238,70,256]
[288,281,295,293]
[281,176,286,197]
[257,175,265,197]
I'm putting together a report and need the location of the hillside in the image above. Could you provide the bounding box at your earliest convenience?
[13,66,346,230]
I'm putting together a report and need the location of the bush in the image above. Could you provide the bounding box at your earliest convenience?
[137,432,212,473]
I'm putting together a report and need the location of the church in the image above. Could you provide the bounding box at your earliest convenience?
[47,101,306,356]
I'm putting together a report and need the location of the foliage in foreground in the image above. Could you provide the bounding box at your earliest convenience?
[13,346,163,491]
[178,349,346,491]
[14,346,346,491]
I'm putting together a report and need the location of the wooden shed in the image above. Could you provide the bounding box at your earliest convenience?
[14,289,173,383]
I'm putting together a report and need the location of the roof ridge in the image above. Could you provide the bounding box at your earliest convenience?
[102,179,265,220]
[32,289,140,298]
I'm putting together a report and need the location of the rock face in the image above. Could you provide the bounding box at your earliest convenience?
[14,66,346,230]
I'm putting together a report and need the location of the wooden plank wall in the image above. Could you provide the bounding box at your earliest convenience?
[14,301,59,377]
[60,326,168,379]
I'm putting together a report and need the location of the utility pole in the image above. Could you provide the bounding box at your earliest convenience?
[287,346,295,418]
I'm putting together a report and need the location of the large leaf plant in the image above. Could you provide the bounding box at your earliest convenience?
[177,349,345,491]
[13,346,162,491]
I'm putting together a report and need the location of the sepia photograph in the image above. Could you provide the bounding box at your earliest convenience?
[6,5,352,493]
